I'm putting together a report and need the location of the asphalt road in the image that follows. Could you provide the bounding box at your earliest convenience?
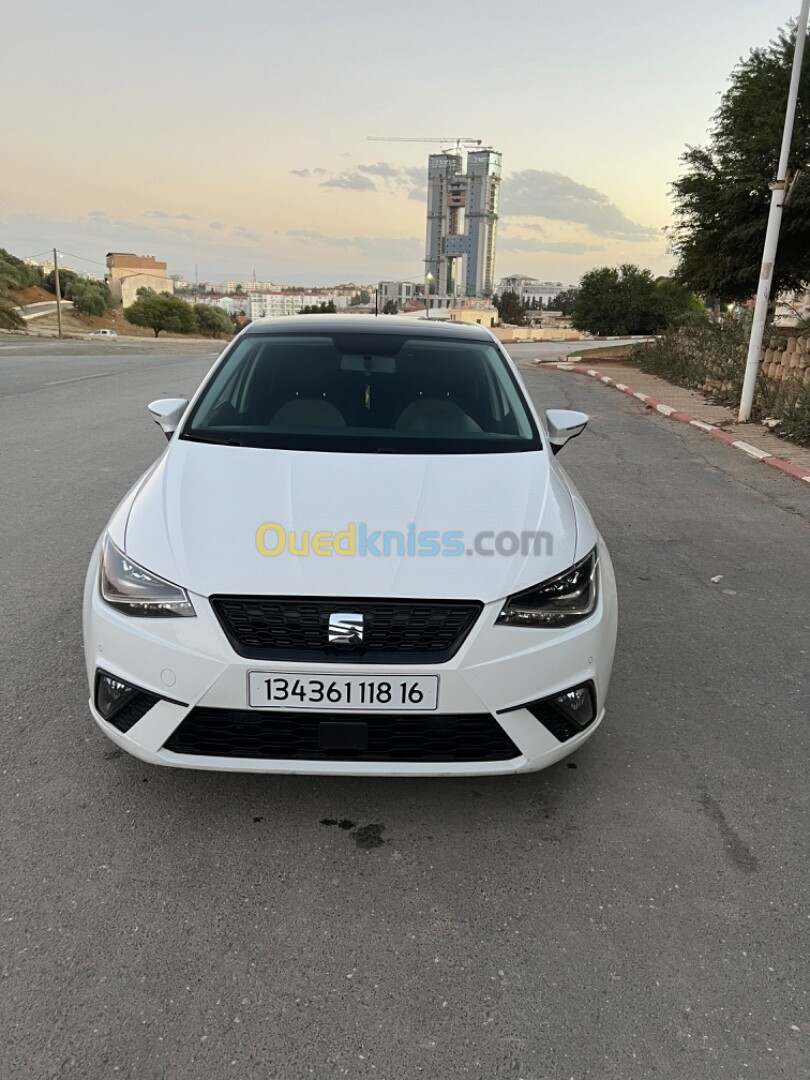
[1,339,808,1080]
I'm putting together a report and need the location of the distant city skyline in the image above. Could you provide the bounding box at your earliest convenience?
[1,1,793,284]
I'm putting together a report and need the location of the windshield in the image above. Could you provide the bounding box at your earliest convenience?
[181,332,541,454]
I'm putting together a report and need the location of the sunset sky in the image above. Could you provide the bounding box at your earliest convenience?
[1,0,796,285]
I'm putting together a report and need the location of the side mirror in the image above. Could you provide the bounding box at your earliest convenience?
[545,409,589,454]
[148,398,189,440]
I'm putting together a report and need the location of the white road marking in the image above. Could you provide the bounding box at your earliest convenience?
[45,372,112,387]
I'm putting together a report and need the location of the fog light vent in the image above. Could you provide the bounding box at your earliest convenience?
[521,681,597,743]
[95,670,160,733]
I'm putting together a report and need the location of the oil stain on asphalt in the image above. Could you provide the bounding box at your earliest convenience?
[699,792,759,873]
[320,819,386,849]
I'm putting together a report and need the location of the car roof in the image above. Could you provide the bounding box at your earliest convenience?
[242,314,495,341]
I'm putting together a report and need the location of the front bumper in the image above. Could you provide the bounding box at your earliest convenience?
[83,539,618,776]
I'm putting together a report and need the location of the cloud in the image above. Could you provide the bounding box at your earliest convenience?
[499,237,605,255]
[230,226,260,243]
[211,220,260,242]
[501,170,661,241]
[0,210,268,281]
[357,162,400,179]
[144,209,194,221]
[287,228,421,261]
[320,172,378,192]
[299,161,426,199]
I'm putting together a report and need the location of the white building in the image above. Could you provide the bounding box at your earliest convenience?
[495,276,576,307]
[247,293,348,319]
[378,281,418,311]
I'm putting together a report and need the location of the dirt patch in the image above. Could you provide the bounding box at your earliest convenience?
[10,286,55,305]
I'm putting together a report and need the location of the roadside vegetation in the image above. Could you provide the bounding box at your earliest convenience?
[0,248,45,329]
[124,289,234,338]
[632,315,810,447]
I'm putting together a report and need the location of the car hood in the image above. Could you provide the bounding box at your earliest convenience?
[121,443,583,603]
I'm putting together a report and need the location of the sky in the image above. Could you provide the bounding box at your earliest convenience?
[0,0,798,285]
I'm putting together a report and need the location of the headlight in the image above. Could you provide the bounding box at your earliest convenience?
[497,548,598,627]
[100,535,196,617]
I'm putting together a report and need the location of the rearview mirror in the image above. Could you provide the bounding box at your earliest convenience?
[545,409,589,454]
[148,398,189,440]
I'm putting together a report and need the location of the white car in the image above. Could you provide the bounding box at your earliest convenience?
[90,329,117,338]
[83,316,617,776]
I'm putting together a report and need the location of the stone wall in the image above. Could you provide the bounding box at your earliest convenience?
[762,335,810,387]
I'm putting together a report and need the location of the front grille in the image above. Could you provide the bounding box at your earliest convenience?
[163,708,520,763]
[210,596,482,664]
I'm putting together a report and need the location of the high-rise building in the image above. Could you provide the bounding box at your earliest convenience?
[424,147,501,300]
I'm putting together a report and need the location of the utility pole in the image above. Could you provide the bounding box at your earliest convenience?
[53,248,63,339]
[738,0,809,422]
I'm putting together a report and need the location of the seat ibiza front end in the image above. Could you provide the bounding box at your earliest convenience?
[83,316,618,776]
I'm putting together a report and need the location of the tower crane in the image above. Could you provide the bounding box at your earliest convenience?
[367,136,483,154]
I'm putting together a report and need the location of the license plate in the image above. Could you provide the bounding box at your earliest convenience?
[247,672,439,711]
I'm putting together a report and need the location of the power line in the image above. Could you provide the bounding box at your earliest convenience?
[16,249,54,263]
[59,250,108,268]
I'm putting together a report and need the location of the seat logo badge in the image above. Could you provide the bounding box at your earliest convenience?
[328,612,364,644]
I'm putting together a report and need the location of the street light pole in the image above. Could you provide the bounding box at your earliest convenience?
[425,271,433,319]
[53,248,63,339]
[738,0,809,422]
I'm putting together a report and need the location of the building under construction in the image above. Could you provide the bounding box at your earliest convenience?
[425,147,502,300]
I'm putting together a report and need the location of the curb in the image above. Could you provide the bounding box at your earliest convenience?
[549,363,810,484]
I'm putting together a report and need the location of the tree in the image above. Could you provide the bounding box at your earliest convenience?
[71,281,110,316]
[44,268,78,297]
[382,299,398,314]
[572,265,697,336]
[298,301,336,314]
[125,293,198,336]
[0,248,43,289]
[193,304,233,337]
[548,289,577,315]
[654,276,704,324]
[494,290,527,325]
[671,22,810,302]
[0,256,25,330]
[349,289,371,306]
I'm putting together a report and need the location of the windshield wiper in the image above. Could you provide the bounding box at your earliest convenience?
[180,432,244,446]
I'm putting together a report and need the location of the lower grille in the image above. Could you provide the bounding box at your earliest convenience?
[210,596,482,664]
[163,708,520,763]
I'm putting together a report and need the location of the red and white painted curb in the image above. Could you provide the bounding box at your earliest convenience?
[548,363,810,484]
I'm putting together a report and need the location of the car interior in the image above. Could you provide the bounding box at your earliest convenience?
[191,334,533,441]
